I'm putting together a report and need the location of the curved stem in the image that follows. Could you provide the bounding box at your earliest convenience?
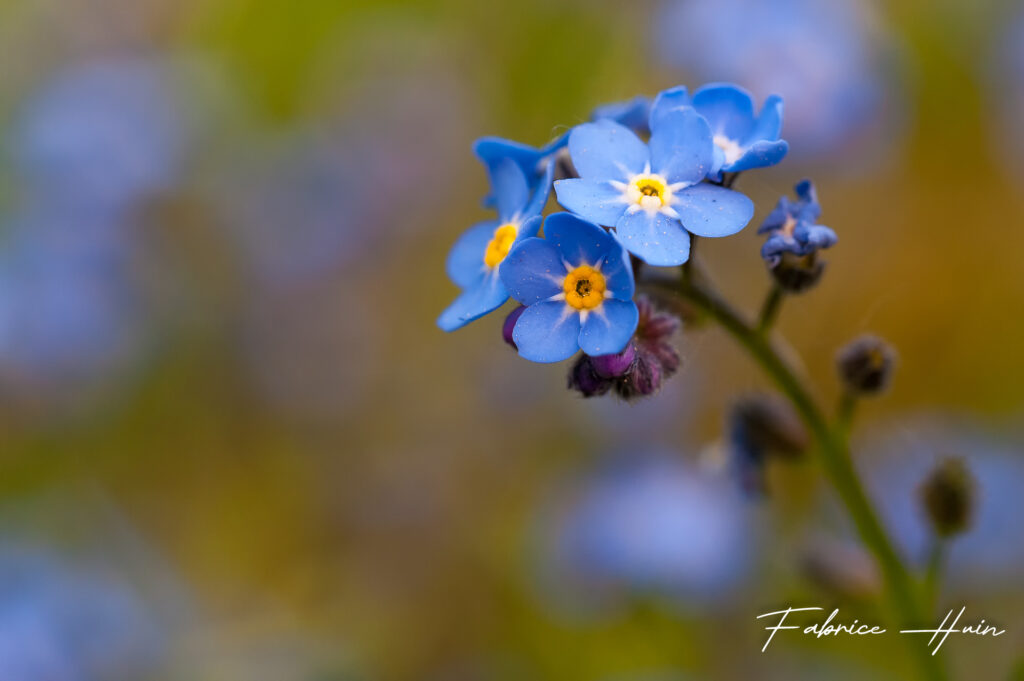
[757,283,785,334]
[640,273,948,681]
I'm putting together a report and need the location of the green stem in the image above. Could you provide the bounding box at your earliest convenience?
[757,283,785,334]
[923,539,946,617]
[641,273,948,681]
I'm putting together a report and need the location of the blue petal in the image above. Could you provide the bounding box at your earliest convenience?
[499,237,565,305]
[614,209,691,266]
[794,223,838,250]
[691,83,756,140]
[673,184,754,239]
[568,120,649,182]
[474,136,542,177]
[760,235,795,265]
[745,94,784,143]
[552,176,629,224]
[793,179,822,222]
[591,96,652,134]
[539,130,570,155]
[445,219,499,288]
[579,299,639,357]
[492,157,530,221]
[437,271,508,332]
[649,85,691,132]
[515,214,544,241]
[543,212,619,269]
[513,301,581,363]
[758,199,792,234]
[648,107,713,186]
[724,139,789,173]
[598,233,635,300]
[523,155,556,217]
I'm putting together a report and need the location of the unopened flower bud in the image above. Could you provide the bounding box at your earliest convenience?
[502,305,526,350]
[567,355,613,397]
[567,296,681,401]
[590,342,636,379]
[837,335,896,395]
[614,354,662,400]
[920,457,976,539]
[769,251,826,293]
[731,395,809,458]
[728,394,809,495]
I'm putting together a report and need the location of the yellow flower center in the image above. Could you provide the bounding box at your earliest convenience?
[483,223,518,268]
[626,174,671,210]
[563,265,607,310]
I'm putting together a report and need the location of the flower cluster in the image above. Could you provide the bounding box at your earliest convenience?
[439,82,824,398]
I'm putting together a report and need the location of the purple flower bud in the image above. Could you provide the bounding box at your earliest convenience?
[502,305,526,350]
[589,342,636,378]
[614,352,662,400]
[567,355,613,397]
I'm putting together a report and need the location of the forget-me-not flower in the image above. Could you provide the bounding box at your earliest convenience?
[651,83,788,179]
[500,213,638,363]
[437,158,549,331]
[554,101,754,266]
[759,179,837,267]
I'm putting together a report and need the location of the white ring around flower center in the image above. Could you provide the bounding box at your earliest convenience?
[713,135,745,166]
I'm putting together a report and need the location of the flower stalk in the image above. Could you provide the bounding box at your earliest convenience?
[641,267,949,681]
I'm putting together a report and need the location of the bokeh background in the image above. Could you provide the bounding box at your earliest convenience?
[1,0,1023,679]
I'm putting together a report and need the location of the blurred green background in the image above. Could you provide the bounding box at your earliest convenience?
[0,0,1023,679]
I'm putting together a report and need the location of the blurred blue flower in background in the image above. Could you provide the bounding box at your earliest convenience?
[10,57,189,213]
[0,55,195,408]
[989,7,1024,174]
[536,450,755,614]
[655,0,896,161]
[0,205,146,401]
[0,543,164,680]
[213,133,377,288]
[859,416,1024,589]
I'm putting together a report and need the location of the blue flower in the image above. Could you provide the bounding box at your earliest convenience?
[474,133,567,210]
[758,179,837,266]
[0,544,163,679]
[654,0,895,160]
[10,57,188,212]
[437,158,548,331]
[651,83,788,179]
[590,95,653,136]
[536,450,754,611]
[499,213,638,363]
[553,102,754,266]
